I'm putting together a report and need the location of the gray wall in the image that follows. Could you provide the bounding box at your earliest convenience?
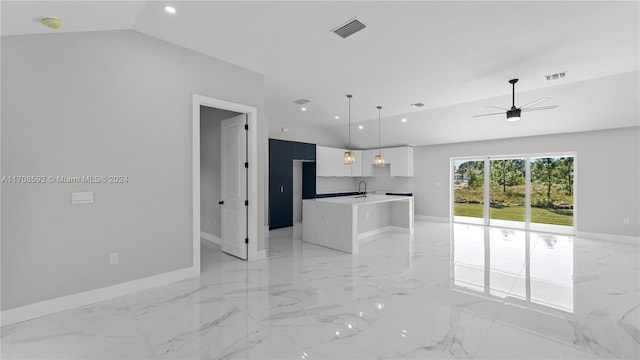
[413,127,640,238]
[1,30,267,310]
[200,106,240,238]
[269,119,345,148]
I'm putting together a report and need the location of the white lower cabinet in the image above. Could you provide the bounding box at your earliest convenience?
[316,145,413,177]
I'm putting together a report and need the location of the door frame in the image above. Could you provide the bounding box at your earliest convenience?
[192,94,261,269]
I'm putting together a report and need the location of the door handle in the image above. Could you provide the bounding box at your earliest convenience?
[280,186,284,193]
[218,201,224,205]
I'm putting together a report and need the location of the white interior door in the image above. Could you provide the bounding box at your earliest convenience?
[221,114,247,259]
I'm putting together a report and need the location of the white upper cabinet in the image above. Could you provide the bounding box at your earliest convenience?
[317,146,345,177]
[380,147,396,165]
[316,146,360,177]
[351,150,363,177]
[389,146,414,177]
[316,145,413,177]
[316,146,331,177]
[336,148,352,177]
[361,149,378,177]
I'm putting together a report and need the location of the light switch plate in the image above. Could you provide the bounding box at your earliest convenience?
[71,191,94,204]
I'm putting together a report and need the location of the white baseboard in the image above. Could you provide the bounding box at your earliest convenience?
[1,266,198,326]
[357,226,409,240]
[202,231,267,260]
[577,231,639,245]
[415,215,450,223]
[200,231,221,245]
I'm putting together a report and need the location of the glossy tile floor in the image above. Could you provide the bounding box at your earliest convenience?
[2,221,639,359]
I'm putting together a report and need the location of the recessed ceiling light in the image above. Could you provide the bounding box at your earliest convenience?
[401,118,407,123]
[164,6,176,14]
[335,116,340,120]
[358,125,364,130]
[301,107,307,112]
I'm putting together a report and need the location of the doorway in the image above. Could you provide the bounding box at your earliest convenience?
[193,95,261,270]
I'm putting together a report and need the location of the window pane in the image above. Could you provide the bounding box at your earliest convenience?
[489,159,526,229]
[530,156,574,233]
[453,160,484,224]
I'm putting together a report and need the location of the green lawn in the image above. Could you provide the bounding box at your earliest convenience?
[453,203,573,226]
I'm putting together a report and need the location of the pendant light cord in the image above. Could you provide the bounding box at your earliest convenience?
[377,106,382,152]
[347,94,352,150]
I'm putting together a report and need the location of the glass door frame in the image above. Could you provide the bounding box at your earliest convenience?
[450,152,577,235]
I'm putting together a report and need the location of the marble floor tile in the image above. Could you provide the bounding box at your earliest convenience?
[2,221,639,359]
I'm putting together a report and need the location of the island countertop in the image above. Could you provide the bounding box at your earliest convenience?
[309,194,412,205]
[303,194,414,254]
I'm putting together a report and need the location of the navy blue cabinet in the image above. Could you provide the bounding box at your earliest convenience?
[269,139,316,229]
[293,142,305,160]
[269,139,293,229]
[303,143,316,161]
[302,162,316,199]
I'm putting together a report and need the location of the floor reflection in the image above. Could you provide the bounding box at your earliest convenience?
[452,224,574,313]
[2,222,637,359]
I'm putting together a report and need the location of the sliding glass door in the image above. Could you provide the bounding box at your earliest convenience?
[452,154,575,234]
[530,156,574,233]
[453,159,485,225]
[489,158,526,229]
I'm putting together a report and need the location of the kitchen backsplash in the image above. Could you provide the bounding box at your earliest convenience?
[316,176,359,194]
[361,165,414,193]
[316,165,414,194]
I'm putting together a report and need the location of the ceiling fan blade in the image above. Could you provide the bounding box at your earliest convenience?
[473,111,506,117]
[486,105,509,111]
[521,105,558,112]
[519,98,549,109]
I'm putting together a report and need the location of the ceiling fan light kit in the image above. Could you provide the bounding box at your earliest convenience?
[474,78,558,121]
[507,109,521,122]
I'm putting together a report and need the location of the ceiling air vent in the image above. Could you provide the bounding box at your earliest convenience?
[332,18,366,39]
[545,71,567,81]
[294,98,311,105]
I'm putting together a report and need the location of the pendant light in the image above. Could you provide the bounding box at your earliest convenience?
[344,94,355,165]
[374,106,385,167]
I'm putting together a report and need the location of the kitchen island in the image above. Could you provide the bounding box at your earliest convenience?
[302,194,414,254]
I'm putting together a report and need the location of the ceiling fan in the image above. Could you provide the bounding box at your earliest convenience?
[474,78,558,121]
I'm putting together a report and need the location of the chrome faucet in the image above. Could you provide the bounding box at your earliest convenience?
[358,181,367,197]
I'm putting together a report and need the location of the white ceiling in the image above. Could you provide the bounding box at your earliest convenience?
[2,1,639,147]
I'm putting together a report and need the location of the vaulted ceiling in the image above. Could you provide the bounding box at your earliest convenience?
[2,1,639,147]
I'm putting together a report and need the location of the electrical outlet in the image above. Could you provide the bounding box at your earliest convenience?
[109,252,119,265]
[366,211,370,219]
[623,218,630,225]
